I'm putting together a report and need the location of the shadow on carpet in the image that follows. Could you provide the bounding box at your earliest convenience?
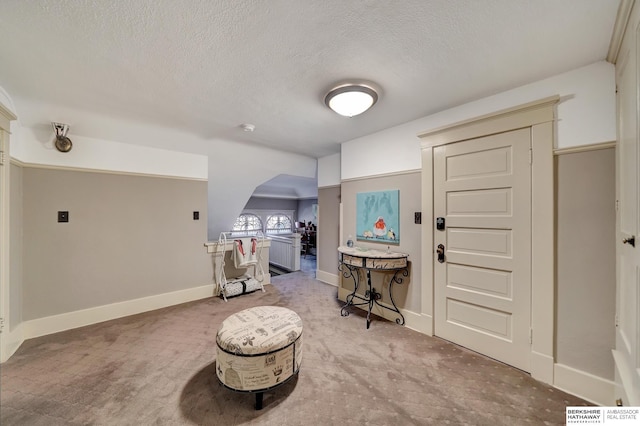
[179,361,298,423]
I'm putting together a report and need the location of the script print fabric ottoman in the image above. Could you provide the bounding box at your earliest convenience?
[216,306,303,397]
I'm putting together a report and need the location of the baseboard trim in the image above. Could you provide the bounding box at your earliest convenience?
[554,363,615,406]
[338,287,419,328]
[530,350,554,384]
[612,349,640,406]
[23,284,215,340]
[403,311,432,335]
[1,323,25,363]
[316,270,339,287]
[411,313,433,336]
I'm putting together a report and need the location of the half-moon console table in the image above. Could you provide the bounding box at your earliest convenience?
[338,246,409,329]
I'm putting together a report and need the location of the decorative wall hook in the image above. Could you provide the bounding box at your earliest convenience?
[52,122,72,152]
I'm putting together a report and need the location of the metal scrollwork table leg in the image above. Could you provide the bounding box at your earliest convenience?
[339,262,408,328]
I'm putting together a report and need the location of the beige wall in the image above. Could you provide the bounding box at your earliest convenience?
[10,143,616,389]
[556,147,615,380]
[317,186,341,276]
[340,172,422,312]
[22,167,212,320]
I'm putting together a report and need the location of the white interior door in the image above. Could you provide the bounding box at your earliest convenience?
[613,18,640,405]
[434,128,532,371]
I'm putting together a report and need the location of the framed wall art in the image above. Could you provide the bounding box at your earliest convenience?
[356,190,399,245]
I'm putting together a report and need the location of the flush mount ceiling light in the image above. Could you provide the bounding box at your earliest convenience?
[52,122,73,152]
[324,83,379,117]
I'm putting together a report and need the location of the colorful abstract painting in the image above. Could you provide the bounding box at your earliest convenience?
[356,190,399,245]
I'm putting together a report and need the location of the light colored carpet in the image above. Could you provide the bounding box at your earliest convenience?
[0,270,588,425]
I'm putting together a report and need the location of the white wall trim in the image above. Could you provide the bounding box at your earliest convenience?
[22,283,216,340]
[250,194,319,200]
[0,323,24,363]
[420,147,434,336]
[553,141,616,156]
[404,312,432,336]
[0,109,17,364]
[316,270,339,287]
[418,95,559,148]
[340,168,421,183]
[608,0,636,63]
[613,349,640,406]
[554,363,615,406]
[531,350,555,385]
[10,158,207,181]
[530,120,556,383]
[419,97,558,384]
[317,184,341,190]
[418,314,434,336]
[0,100,17,132]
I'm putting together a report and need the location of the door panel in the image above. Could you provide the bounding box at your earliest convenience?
[434,128,531,371]
[447,188,512,216]
[446,299,512,339]
[447,264,512,299]
[448,228,512,256]
[614,17,640,404]
[446,146,512,180]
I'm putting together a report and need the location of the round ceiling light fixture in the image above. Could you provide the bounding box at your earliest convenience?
[324,82,379,117]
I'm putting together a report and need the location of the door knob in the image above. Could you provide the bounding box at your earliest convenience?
[623,236,635,247]
[437,244,445,263]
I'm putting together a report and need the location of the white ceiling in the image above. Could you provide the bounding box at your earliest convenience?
[0,0,621,160]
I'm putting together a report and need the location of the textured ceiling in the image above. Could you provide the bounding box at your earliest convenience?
[0,0,621,159]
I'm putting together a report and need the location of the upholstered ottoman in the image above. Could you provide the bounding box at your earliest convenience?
[215,306,303,410]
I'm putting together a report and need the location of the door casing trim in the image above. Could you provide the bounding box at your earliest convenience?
[419,95,559,383]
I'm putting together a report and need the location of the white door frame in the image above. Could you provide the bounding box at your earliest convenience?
[0,101,17,362]
[611,0,640,406]
[419,96,558,383]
